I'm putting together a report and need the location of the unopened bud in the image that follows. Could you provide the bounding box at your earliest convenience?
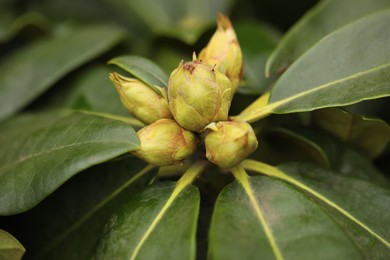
[110,72,172,124]
[205,121,258,168]
[168,60,233,132]
[199,13,243,93]
[133,119,198,166]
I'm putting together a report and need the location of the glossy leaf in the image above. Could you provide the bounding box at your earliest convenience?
[0,110,139,215]
[0,25,125,122]
[240,161,390,258]
[19,157,156,259]
[108,55,169,94]
[237,11,390,122]
[103,0,234,43]
[0,230,25,260]
[266,0,390,77]
[235,21,280,95]
[95,183,200,260]
[94,161,206,260]
[311,108,390,158]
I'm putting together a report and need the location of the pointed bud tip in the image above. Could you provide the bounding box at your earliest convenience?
[217,13,233,31]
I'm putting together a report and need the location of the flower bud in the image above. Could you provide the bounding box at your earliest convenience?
[110,72,172,124]
[205,121,258,168]
[133,119,198,166]
[199,13,243,93]
[168,60,233,132]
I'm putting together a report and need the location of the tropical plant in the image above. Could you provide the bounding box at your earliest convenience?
[1,0,389,259]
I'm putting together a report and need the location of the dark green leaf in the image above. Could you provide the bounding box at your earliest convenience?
[94,182,200,260]
[311,108,390,158]
[0,12,50,43]
[0,25,125,122]
[235,21,280,95]
[21,157,156,259]
[292,128,390,186]
[46,65,129,117]
[0,110,139,215]
[103,0,235,43]
[0,230,25,260]
[266,0,390,77]
[268,9,390,109]
[108,55,169,94]
[210,174,376,259]
[258,127,330,168]
[238,11,390,123]
[240,161,390,258]
[261,127,389,186]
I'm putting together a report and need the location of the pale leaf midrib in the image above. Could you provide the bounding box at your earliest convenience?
[0,140,138,174]
[238,63,390,122]
[129,161,206,260]
[37,164,154,258]
[242,160,390,248]
[231,165,284,260]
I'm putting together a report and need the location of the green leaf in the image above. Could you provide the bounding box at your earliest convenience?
[0,110,139,215]
[235,21,280,95]
[237,10,390,122]
[0,12,50,43]
[265,127,390,186]
[311,108,390,158]
[103,0,235,43]
[94,182,200,260]
[44,65,129,117]
[259,127,330,168]
[0,230,25,260]
[241,160,390,258]
[94,161,206,260]
[0,25,125,122]
[266,0,390,77]
[19,157,156,259]
[108,55,169,94]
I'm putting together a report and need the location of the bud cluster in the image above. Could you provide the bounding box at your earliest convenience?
[110,14,258,168]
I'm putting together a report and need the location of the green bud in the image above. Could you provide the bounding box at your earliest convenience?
[205,121,258,168]
[168,60,233,132]
[133,119,198,166]
[199,13,243,93]
[110,72,172,124]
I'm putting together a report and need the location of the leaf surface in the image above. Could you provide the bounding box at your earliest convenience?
[0,230,25,260]
[211,163,390,259]
[0,110,139,215]
[238,11,390,122]
[109,55,169,93]
[239,160,390,258]
[94,161,206,260]
[266,0,390,76]
[95,183,200,260]
[22,157,156,259]
[235,21,280,95]
[311,108,390,158]
[103,0,234,43]
[0,25,125,121]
